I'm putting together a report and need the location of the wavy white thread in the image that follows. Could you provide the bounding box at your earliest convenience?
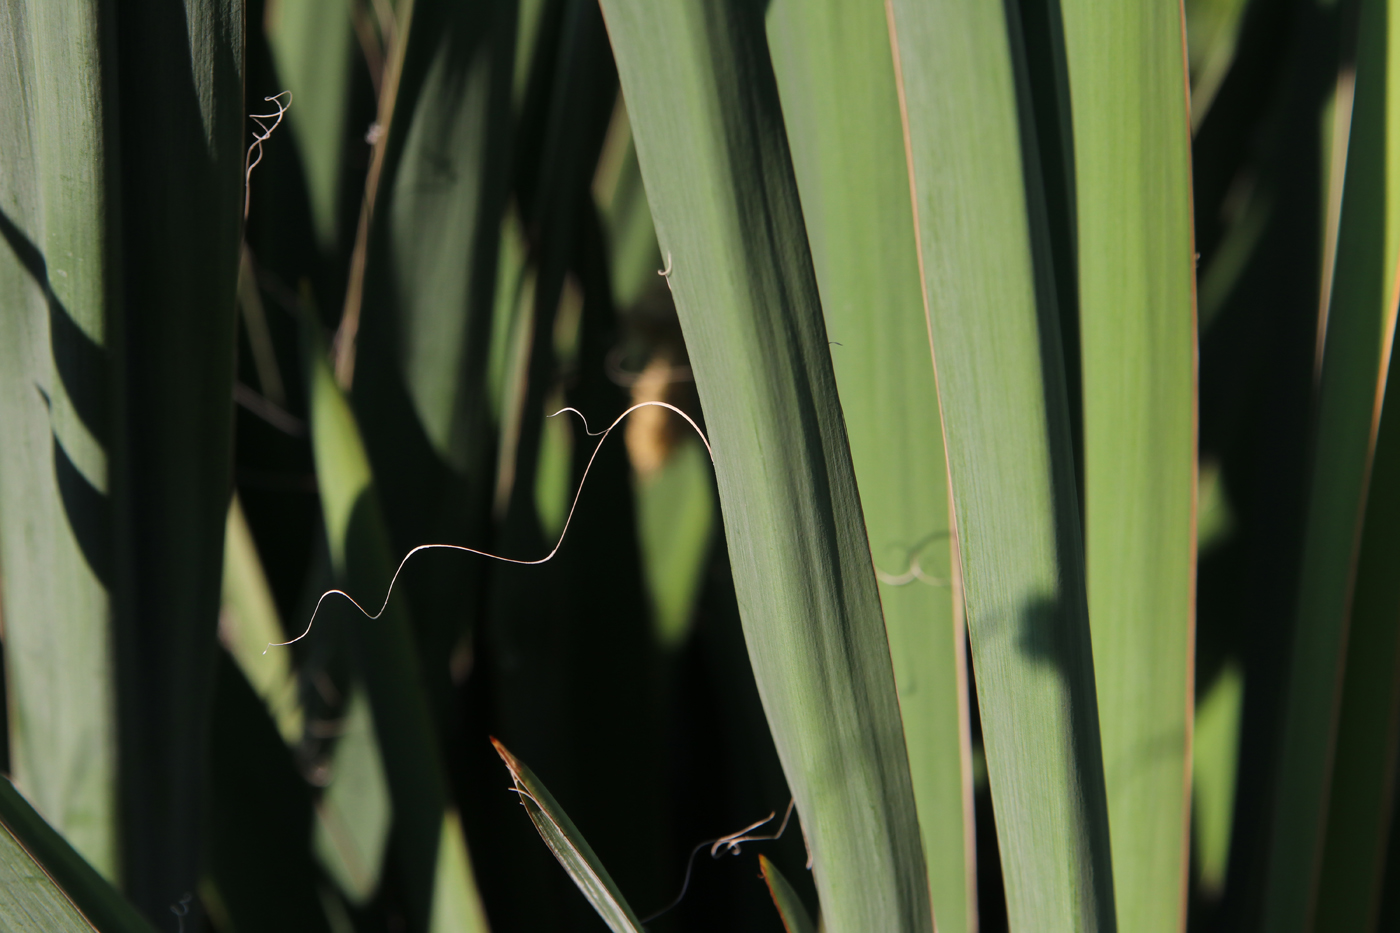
[265,401,711,653]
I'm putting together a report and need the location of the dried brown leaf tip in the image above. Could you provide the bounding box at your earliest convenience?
[489,737,524,783]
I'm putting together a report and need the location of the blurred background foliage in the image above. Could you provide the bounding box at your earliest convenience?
[4,0,1400,931]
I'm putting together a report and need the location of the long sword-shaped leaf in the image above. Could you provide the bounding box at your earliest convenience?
[0,0,121,881]
[597,4,932,931]
[886,0,1117,929]
[1267,0,1400,925]
[765,3,973,930]
[1056,2,1197,929]
[491,740,644,933]
[1,2,247,915]
[0,777,155,933]
[110,0,245,916]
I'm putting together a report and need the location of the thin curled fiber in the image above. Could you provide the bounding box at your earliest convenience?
[265,401,711,653]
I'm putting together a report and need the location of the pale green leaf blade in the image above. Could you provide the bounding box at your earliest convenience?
[634,435,717,648]
[1057,2,1197,929]
[886,0,1117,929]
[1265,0,1400,925]
[597,4,933,931]
[0,0,121,882]
[1193,660,1243,896]
[312,686,393,905]
[220,496,304,745]
[760,854,818,933]
[490,739,645,933]
[765,2,973,930]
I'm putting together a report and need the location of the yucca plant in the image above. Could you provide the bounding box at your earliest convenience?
[3,0,1400,931]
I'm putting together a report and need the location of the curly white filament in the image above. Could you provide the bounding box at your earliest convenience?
[244,91,292,220]
[265,401,711,653]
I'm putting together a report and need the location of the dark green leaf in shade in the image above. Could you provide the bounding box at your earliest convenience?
[204,653,333,933]
[1265,0,1400,926]
[110,0,246,916]
[1310,3,1400,920]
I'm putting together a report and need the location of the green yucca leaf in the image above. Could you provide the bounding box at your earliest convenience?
[1268,0,1400,925]
[1,0,246,913]
[597,3,932,931]
[0,0,123,881]
[304,339,490,932]
[764,1,973,929]
[109,0,245,912]
[0,777,154,933]
[312,685,393,905]
[885,0,1117,929]
[491,739,646,933]
[1057,2,1197,929]
[0,827,99,933]
[759,854,818,933]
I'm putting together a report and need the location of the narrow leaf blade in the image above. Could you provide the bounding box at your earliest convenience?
[760,854,818,933]
[1302,0,1400,921]
[886,0,1118,928]
[1266,0,1400,925]
[598,3,934,930]
[1056,1,1197,928]
[490,739,645,933]
[765,2,974,929]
